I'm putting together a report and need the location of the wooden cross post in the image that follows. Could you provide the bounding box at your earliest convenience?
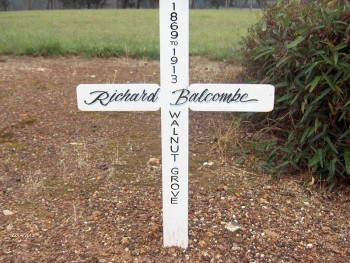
[77,0,274,249]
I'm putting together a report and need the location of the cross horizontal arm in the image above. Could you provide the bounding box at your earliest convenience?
[185,84,274,112]
[77,84,161,111]
[77,83,275,112]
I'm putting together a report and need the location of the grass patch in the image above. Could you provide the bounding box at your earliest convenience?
[0,9,260,60]
[23,41,65,56]
[190,9,261,60]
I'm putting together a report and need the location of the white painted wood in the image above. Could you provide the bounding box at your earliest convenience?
[77,84,160,111]
[187,84,274,112]
[160,0,189,248]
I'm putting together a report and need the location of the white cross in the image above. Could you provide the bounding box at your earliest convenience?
[77,0,274,249]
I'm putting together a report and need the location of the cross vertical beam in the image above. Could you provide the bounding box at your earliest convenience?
[160,0,189,248]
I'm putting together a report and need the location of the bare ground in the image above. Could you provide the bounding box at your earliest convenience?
[0,56,349,262]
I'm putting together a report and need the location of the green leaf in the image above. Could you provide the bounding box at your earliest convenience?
[276,160,290,169]
[309,154,319,167]
[318,148,324,168]
[343,99,350,108]
[339,129,350,140]
[301,126,312,144]
[338,62,350,68]
[277,92,294,103]
[345,152,350,175]
[328,179,337,193]
[274,81,289,88]
[335,43,348,51]
[320,54,335,66]
[325,136,338,154]
[290,90,303,105]
[329,159,336,178]
[322,73,333,87]
[287,36,305,49]
[311,87,331,105]
[314,118,320,133]
[345,23,350,35]
[311,50,325,56]
[276,56,291,68]
[309,76,322,93]
[112,164,128,169]
[254,47,274,60]
[334,52,338,65]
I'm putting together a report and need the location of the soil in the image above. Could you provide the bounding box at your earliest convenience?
[0,56,349,262]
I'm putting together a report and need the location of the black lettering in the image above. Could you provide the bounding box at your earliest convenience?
[114,92,123,101]
[171,120,179,126]
[108,92,117,103]
[218,93,232,103]
[204,92,213,101]
[170,136,179,144]
[172,128,178,136]
[171,190,179,197]
[148,88,160,102]
[169,111,181,118]
[171,175,179,182]
[140,90,148,101]
[171,167,179,175]
[84,91,110,106]
[231,89,241,102]
[197,88,209,102]
[119,89,130,101]
[240,93,258,102]
[129,93,140,101]
[189,92,199,102]
[171,183,180,190]
[171,89,190,106]
[170,145,179,153]
[171,153,179,162]
[212,93,220,101]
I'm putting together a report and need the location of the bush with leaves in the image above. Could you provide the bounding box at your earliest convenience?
[241,1,350,189]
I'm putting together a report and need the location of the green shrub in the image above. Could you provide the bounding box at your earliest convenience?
[241,1,350,189]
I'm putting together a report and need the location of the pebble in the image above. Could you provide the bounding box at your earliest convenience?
[203,161,214,166]
[231,244,240,251]
[225,221,241,232]
[206,231,214,237]
[322,226,331,233]
[96,162,109,170]
[92,211,102,217]
[121,237,130,246]
[218,244,225,251]
[259,198,269,204]
[3,210,14,216]
[232,236,244,243]
[198,240,207,248]
[201,253,211,261]
[264,230,280,239]
[306,243,313,249]
[149,157,160,166]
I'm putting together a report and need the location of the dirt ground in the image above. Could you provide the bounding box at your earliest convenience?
[0,56,349,262]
